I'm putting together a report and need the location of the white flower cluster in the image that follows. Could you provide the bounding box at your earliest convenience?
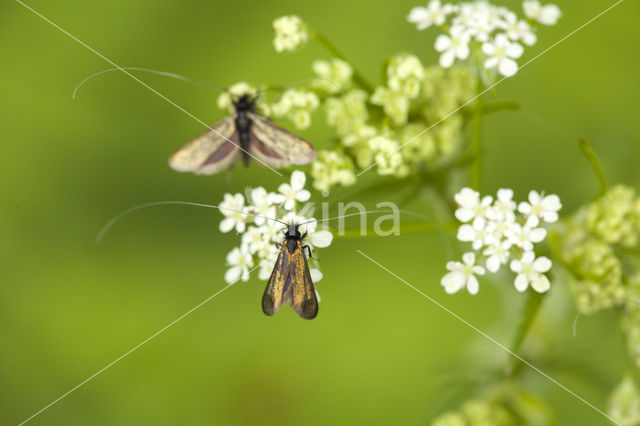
[408,0,561,77]
[311,58,353,94]
[441,187,562,295]
[273,15,308,53]
[271,89,320,129]
[219,171,333,286]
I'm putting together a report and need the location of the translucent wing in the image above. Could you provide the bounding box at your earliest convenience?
[248,113,317,168]
[262,241,318,320]
[169,116,239,175]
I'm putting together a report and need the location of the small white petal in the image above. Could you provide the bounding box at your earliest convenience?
[219,218,235,233]
[529,227,547,243]
[457,224,476,241]
[514,273,529,292]
[290,170,306,190]
[296,189,311,202]
[531,274,550,292]
[442,271,465,293]
[455,207,475,222]
[467,275,479,295]
[310,230,333,248]
[482,42,496,55]
[518,201,532,214]
[506,42,524,58]
[498,58,518,77]
[225,266,241,284]
[439,50,455,68]
[310,268,323,282]
[486,256,500,273]
[484,57,499,69]
[497,188,513,201]
[510,259,522,273]
[533,256,552,273]
[435,34,451,52]
[462,252,476,266]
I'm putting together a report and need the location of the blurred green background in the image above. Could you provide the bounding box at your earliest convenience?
[2,0,639,424]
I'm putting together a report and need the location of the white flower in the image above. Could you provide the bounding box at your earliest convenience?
[407,1,453,30]
[493,188,517,221]
[523,1,561,26]
[248,187,277,225]
[219,193,248,233]
[225,247,254,284]
[274,170,311,210]
[310,230,333,248]
[510,251,552,292]
[483,239,513,272]
[457,219,495,250]
[506,223,547,251]
[435,25,471,68]
[241,226,270,254]
[482,33,524,77]
[467,14,494,42]
[500,11,537,46]
[441,252,485,294]
[273,15,308,52]
[311,58,353,94]
[368,136,409,177]
[518,190,562,226]
[454,187,494,226]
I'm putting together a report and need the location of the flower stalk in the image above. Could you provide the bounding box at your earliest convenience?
[507,291,546,376]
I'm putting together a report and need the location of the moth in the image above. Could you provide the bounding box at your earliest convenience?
[263,222,318,320]
[169,94,317,174]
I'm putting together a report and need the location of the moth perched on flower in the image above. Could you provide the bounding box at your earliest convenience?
[441,187,561,295]
[219,171,333,318]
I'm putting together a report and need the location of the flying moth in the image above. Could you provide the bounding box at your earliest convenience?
[262,222,318,320]
[169,94,317,174]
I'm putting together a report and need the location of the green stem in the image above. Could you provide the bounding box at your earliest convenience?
[462,100,521,117]
[507,291,546,377]
[616,309,640,389]
[578,138,607,197]
[470,86,483,191]
[309,30,375,92]
[333,221,457,239]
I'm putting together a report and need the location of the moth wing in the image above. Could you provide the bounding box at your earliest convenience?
[248,113,317,168]
[262,246,291,316]
[169,116,240,175]
[286,243,318,320]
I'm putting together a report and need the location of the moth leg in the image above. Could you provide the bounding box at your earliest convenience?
[303,245,312,258]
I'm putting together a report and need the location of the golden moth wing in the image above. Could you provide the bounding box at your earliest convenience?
[169,116,239,175]
[248,113,317,167]
[262,247,290,316]
[287,242,318,320]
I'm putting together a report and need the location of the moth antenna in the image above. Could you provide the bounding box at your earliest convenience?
[72,67,228,100]
[96,201,287,243]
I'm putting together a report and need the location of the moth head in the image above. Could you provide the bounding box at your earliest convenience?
[232,93,257,110]
[284,222,302,240]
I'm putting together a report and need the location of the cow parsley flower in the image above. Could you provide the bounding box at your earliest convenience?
[510,251,552,293]
[407,1,454,30]
[523,1,561,26]
[274,170,311,211]
[443,187,560,294]
[225,247,254,283]
[311,58,353,94]
[310,150,357,195]
[273,15,308,52]
[219,171,332,288]
[271,89,319,129]
[518,190,562,227]
[482,34,524,77]
[435,26,471,68]
[441,252,486,294]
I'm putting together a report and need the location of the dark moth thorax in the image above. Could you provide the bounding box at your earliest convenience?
[232,94,257,167]
[284,223,303,254]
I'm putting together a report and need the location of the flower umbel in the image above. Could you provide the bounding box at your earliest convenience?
[273,15,308,52]
[443,187,560,294]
